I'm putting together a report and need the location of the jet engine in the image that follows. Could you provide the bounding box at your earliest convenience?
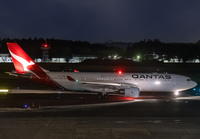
[119,87,140,97]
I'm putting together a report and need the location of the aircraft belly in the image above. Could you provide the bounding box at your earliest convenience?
[140,82,174,92]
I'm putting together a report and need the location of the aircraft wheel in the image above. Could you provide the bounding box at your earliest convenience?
[98,92,108,99]
[174,95,177,98]
[98,92,103,98]
[104,94,109,99]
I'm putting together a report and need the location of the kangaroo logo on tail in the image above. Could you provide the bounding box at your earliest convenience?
[7,42,45,79]
[8,49,40,79]
[7,42,58,88]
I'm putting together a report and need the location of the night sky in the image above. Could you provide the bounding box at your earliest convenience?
[1,0,200,43]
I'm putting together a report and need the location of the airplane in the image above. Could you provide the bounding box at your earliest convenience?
[6,42,197,98]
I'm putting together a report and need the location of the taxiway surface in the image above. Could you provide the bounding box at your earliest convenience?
[1,94,200,139]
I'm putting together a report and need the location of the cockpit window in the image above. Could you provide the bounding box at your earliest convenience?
[187,79,192,81]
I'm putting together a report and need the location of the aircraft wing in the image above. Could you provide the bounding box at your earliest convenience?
[82,81,138,88]
[67,76,138,92]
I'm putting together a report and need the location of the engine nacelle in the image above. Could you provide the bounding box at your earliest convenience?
[119,87,140,97]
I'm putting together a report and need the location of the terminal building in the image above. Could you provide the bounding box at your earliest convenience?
[0,53,199,63]
[0,54,12,63]
[68,56,97,63]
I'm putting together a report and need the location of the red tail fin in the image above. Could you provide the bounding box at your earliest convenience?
[7,42,57,87]
[7,43,44,78]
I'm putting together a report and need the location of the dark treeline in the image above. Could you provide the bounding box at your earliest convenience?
[0,38,200,62]
[0,38,122,59]
[126,39,200,62]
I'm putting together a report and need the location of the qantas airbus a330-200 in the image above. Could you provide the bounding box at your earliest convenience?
[7,42,197,98]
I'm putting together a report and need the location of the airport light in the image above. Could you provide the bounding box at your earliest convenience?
[0,89,9,93]
[41,41,50,62]
[41,42,50,49]
[137,55,140,62]
[24,104,28,108]
[43,44,48,48]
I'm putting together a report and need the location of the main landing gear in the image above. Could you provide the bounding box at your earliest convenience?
[98,92,108,99]
[98,89,109,99]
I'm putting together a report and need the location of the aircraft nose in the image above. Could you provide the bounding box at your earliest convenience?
[190,81,197,88]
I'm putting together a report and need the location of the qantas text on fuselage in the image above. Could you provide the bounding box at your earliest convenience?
[132,74,171,79]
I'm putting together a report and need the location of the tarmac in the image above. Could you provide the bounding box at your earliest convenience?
[1,93,200,139]
[1,116,200,139]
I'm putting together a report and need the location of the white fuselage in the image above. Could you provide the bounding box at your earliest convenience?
[46,72,197,93]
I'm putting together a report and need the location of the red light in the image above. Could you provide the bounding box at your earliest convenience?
[43,44,48,48]
[118,71,122,74]
[74,70,79,72]
[124,97,135,101]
